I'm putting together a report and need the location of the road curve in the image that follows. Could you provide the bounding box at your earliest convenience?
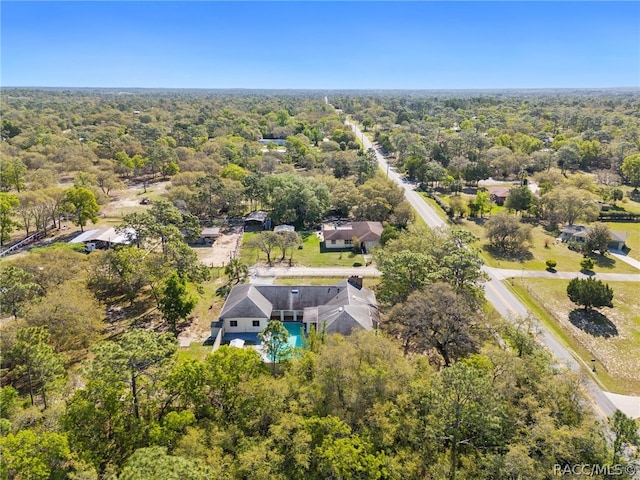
[344,118,621,419]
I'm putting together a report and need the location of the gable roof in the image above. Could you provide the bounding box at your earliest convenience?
[244,211,268,223]
[219,280,379,332]
[323,221,383,242]
[610,231,628,243]
[487,186,511,198]
[219,284,272,319]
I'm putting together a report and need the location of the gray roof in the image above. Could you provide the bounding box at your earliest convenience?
[219,280,379,333]
[201,227,220,237]
[219,284,272,319]
[274,225,295,233]
[561,225,587,235]
[244,211,268,223]
[610,231,628,243]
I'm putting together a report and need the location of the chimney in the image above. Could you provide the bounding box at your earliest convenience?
[347,275,363,289]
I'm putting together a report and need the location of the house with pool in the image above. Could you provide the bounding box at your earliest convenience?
[210,277,379,355]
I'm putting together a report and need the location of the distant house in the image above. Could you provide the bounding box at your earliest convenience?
[487,186,511,206]
[211,277,379,347]
[244,211,270,232]
[321,221,383,253]
[69,227,134,251]
[559,225,628,251]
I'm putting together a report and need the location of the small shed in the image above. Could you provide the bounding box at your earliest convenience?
[199,227,220,245]
[244,211,269,232]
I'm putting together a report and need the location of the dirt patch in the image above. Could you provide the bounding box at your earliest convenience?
[196,225,244,267]
[100,180,170,217]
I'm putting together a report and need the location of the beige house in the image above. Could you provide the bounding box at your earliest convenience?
[321,221,383,253]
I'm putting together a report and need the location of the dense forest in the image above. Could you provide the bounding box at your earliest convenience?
[1,89,639,479]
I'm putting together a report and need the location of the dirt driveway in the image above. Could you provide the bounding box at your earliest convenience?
[196,225,244,267]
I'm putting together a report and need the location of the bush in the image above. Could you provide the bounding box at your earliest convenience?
[580,258,594,271]
[353,262,363,267]
[545,259,557,270]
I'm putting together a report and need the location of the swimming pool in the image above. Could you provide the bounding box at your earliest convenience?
[283,322,305,349]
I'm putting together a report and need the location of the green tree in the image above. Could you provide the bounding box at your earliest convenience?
[63,186,99,232]
[609,409,640,464]
[159,272,197,336]
[0,192,20,246]
[557,144,581,174]
[542,186,599,227]
[27,280,105,352]
[354,148,378,184]
[469,189,491,218]
[248,231,281,265]
[0,429,71,480]
[566,277,614,311]
[504,185,533,214]
[0,265,39,319]
[485,213,532,253]
[258,320,291,375]
[430,361,504,480]
[224,257,249,284]
[9,326,65,409]
[0,158,27,192]
[385,283,478,364]
[621,153,640,190]
[118,446,213,480]
[584,223,612,254]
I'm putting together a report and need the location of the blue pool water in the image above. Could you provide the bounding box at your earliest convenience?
[283,322,305,349]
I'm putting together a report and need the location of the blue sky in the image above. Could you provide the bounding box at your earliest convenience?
[2,1,638,89]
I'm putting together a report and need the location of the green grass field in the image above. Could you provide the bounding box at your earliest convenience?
[604,221,640,261]
[239,232,367,268]
[510,278,640,395]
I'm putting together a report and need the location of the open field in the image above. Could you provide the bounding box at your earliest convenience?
[510,278,640,395]
[239,231,367,268]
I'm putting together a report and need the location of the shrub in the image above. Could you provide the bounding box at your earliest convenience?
[545,259,557,270]
[580,258,594,271]
[353,262,363,267]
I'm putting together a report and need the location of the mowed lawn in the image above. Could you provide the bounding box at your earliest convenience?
[239,232,367,268]
[452,218,640,274]
[514,278,640,395]
[604,221,640,261]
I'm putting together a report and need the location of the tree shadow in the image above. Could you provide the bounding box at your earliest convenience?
[589,253,616,270]
[568,309,618,338]
[484,245,534,262]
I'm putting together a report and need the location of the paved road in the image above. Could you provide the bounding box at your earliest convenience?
[344,118,629,420]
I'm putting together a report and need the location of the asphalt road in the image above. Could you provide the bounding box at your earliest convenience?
[344,118,621,420]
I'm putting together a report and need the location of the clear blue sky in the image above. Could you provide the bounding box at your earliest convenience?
[2,1,638,89]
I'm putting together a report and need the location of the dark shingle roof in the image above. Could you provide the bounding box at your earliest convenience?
[219,281,379,333]
[219,284,272,319]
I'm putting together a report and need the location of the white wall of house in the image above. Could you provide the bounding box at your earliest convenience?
[325,239,352,249]
[224,317,267,333]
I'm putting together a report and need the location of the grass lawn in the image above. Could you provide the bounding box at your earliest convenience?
[239,232,367,268]
[604,221,640,261]
[450,218,640,274]
[176,344,212,362]
[510,278,640,395]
